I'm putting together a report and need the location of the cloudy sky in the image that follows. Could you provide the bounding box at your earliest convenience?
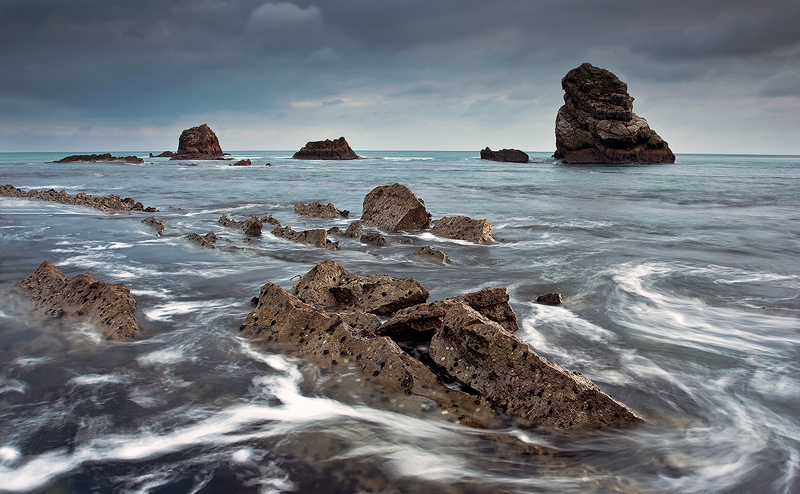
[1,0,798,154]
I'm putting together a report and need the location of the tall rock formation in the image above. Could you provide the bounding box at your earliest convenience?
[554,63,675,164]
[172,123,224,160]
[292,137,358,160]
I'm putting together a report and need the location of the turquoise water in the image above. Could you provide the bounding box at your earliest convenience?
[0,151,799,493]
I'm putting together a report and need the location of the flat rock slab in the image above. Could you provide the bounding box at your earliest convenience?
[431,216,494,244]
[0,184,157,213]
[52,153,144,164]
[291,259,429,316]
[361,183,431,232]
[15,261,139,340]
[430,302,644,429]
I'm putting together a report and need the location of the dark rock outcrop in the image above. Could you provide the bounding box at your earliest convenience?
[141,216,166,236]
[172,124,224,160]
[229,159,251,167]
[537,293,563,305]
[15,261,139,340]
[361,184,431,232]
[294,201,347,218]
[292,137,358,160]
[430,302,643,429]
[360,232,386,246]
[480,148,529,163]
[271,225,339,250]
[554,63,675,164]
[52,153,144,164]
[218,215,263,236]
[413,246,451,264]
[431,216,494,244]
[0,184,157,213]
[291,259,428,316]
[187,232,218,249]
[150,151,176,158]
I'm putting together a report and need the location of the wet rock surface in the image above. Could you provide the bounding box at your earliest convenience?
[292,137,358,160]
[218,215,263,236]
[554,63,675,164]
[172,123,224,160]
[537,293,563,305]
[141,216,166,236]
[15,261,139,340]
[480,148,529,163]
[187,231,218,249]
[271,225,340,250]
[360,232,386,246]
[53,153,144,164]
[431,216,494,244]
[413,246,451,264]
[294,201,347,218]
[361,183,431,232]
[0,184,157,213]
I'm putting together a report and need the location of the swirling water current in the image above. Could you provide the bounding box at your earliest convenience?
[0,151,798,493]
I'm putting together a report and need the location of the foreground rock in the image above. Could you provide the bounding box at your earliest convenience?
[141,216,166,236]
[53,153,144,165]
[218,215,263,236]
[272,225,339,250]
[431,216,494,244]
[294,201,348,218]
[171,123,224,160]
[361,184,431,232]
[554,63,675,164]
[0,184,157,213]
[15,261,139,340]
[480,148,529,163]
[413,246,451,264]
[291,260,429,316]
[292,137,358,160]
[430,302,643,429]
[240,282,498,427]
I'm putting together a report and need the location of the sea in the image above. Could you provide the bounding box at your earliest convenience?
[0,151,798,493]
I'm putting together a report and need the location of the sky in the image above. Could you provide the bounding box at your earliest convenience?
[1,0,799,154]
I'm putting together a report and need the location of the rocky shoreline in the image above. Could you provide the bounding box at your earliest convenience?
[0,184,158,213]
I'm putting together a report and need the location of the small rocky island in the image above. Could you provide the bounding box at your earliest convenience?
[171,123,225,160]
[554,63,675,164]
[52,153,144,164]
[292,137,358,160]
[480,148,530,163]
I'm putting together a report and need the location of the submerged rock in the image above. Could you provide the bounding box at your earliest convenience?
[554,63,675,164]
[431,216,494,244]
[141,216,166,236]
[361,184,431,232]
[537,293,563,305]
[0,184,157,213]
[172,123,224,160]
[218,215,263,236]
[294,201,347,219]
[15,261,139,340]
[292,137,358,160]
[271,225,339,250]
[229,159,251,167]
[187,231,218,249]
[360,232,386,246]
[291,259,429,316]
[413,246,451,264]
[53,153,144,164]
[480,148,529,163]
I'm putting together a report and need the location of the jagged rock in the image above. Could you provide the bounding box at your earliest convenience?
[52,153,144,164]
[218,215,263,236]
[554,63,675,164]
[361,184,431,232]
[240,282,498,427]
[292,137,358,160]
[360,232,386,246]
[229,159,251,167]
[294,201,347,218]
[187,231,217,249]
[537,293,563,305]
[0,184,157,213]
[262,215,281,227]
[271,225,339,249]
[480,148,529,163]
[150,151,175,158]
[413,246,451,264]
[429,302,644,429]
[431,216,494,244]
[172,123,224,160]
[14,261,139,340]
[377,287,517,341]
[290,259,429,316]
[141,216,166,236]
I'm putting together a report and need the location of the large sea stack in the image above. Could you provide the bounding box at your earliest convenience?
[292,137,358,160]
[554,63,675,164]
[171,124,224,160]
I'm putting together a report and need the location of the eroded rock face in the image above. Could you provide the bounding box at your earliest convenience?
[294,201,346,218]
[187,232,217,248]
[218,215,263,236]
[172,124,224,160]
[239,282,499,427]
[15,261,139,340]
[361,184,431,232]
[554,63,675,164]
[414,246,451,264]
[290,259,429,316]
[0,185,157,213]
[480,148,529,163]
[292,137,358,160]
[430,302,644,429]
[271,225,339,250]
[360,232,386,246]
[431,216,494,244]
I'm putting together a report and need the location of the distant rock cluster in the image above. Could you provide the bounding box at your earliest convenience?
[554,63,675,164]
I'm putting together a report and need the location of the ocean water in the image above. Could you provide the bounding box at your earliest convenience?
[0,151,798,493]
